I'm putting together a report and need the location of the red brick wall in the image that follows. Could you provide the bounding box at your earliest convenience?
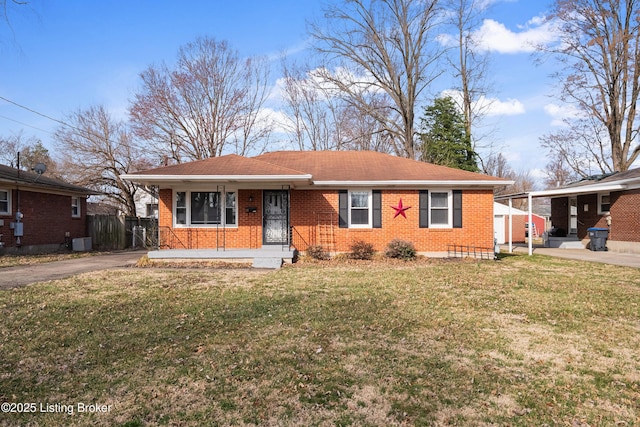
[292,189,495,252]
[550,191,640,242]
[577,194,608,236]
[610,190,640,242]
[159,188,496,252]
[0,189,86,249]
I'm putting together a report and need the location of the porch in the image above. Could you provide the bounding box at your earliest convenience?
[545,236,586,249]
[147,247,297,269]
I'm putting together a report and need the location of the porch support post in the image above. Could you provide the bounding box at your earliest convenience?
[528,193,533,256]
[508,198,513,253]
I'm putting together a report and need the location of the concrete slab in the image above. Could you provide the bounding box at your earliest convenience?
[252,257,283,269]
[501,245,640,269]
[147,248,296,262]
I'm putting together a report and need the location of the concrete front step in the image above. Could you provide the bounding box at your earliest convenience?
[546,237,585,249]
[252,257,283,269]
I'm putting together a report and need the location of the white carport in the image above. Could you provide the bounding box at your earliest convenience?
[496,183,626,256]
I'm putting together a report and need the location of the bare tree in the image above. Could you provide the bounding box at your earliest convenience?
[310,0,442,159]
[280,61,394,152]
[130,37,273,162]
[541,0,640,172]
[280,62,342,150]
[444,0,493,163]
[0,131,30,166]
[54,105,152,216]
[540,114,612,177]
[509,170,538,210]
[483,152,513,179]
[0,132,59,173]
[543,152,577,189]
[0,0,28,49]
[484,152,515,195]
[486,153,537,209]
[339,99,395,152]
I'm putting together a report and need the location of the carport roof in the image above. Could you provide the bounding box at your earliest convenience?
[495,168,640,201]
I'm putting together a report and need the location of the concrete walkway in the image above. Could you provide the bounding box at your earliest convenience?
[501,245,640,268]
[0,250,146,289]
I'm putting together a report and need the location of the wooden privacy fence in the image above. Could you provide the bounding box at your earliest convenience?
[87,215,158,250]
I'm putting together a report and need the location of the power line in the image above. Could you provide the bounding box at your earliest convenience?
[0,95,70,129]
[0,94,121,147]
[0,114,55,135]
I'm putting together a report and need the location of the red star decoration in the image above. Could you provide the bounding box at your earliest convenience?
[391,198,412,219]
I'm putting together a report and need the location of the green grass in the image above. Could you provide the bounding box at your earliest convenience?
[0,255,639,426]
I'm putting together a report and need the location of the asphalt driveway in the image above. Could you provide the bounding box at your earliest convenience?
[0,250,146,289]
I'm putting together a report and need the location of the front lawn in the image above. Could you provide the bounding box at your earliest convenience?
[0,255,638,426]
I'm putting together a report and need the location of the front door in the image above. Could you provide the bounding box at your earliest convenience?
[569,197,578,236]
[263,190,289,245]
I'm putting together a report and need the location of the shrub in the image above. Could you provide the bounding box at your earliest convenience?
[349,240,376,260]
[384,239,417,261]
[306,245,329,260]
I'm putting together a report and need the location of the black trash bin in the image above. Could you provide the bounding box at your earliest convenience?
[587,227,609,251]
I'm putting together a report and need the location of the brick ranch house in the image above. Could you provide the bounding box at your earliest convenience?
[498,167,640,254]
[122,151,512,258]
[0,164,98,253]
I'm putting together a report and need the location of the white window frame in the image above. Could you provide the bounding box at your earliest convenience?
[429,190,453,228]
[348,189,372,228]
[598,193,611,214]
[71,196,81,218]
[0,189,10,215]
[173,190,238,228]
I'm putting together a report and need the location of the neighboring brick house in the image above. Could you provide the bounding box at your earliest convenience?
[547,169,640,253]
[499,168,640,254]
[0,164,97,253]
[122,151,511,256]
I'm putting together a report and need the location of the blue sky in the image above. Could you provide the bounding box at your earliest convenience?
[0,0,561,181]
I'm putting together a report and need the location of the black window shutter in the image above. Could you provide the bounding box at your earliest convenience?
[419,190,429,228]
[372,190,382,228]
[453,190,463,228]
[338,190,348,228]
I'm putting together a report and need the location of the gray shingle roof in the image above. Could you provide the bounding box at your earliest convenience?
[0,164,99,195]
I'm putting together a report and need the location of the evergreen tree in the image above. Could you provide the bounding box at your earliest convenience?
[419,96,478,172]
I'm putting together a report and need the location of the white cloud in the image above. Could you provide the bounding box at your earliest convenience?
[472,17,559,53]
[440,89,525,117]
[529,167,547,180]
[259,107,294,135]
[544,103,584,126]
[484,97,526,116]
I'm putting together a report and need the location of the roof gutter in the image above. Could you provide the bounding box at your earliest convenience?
[496,183,628,200]
[0,179,101,196]
[312,180,514,187]
[121,174,313,183]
